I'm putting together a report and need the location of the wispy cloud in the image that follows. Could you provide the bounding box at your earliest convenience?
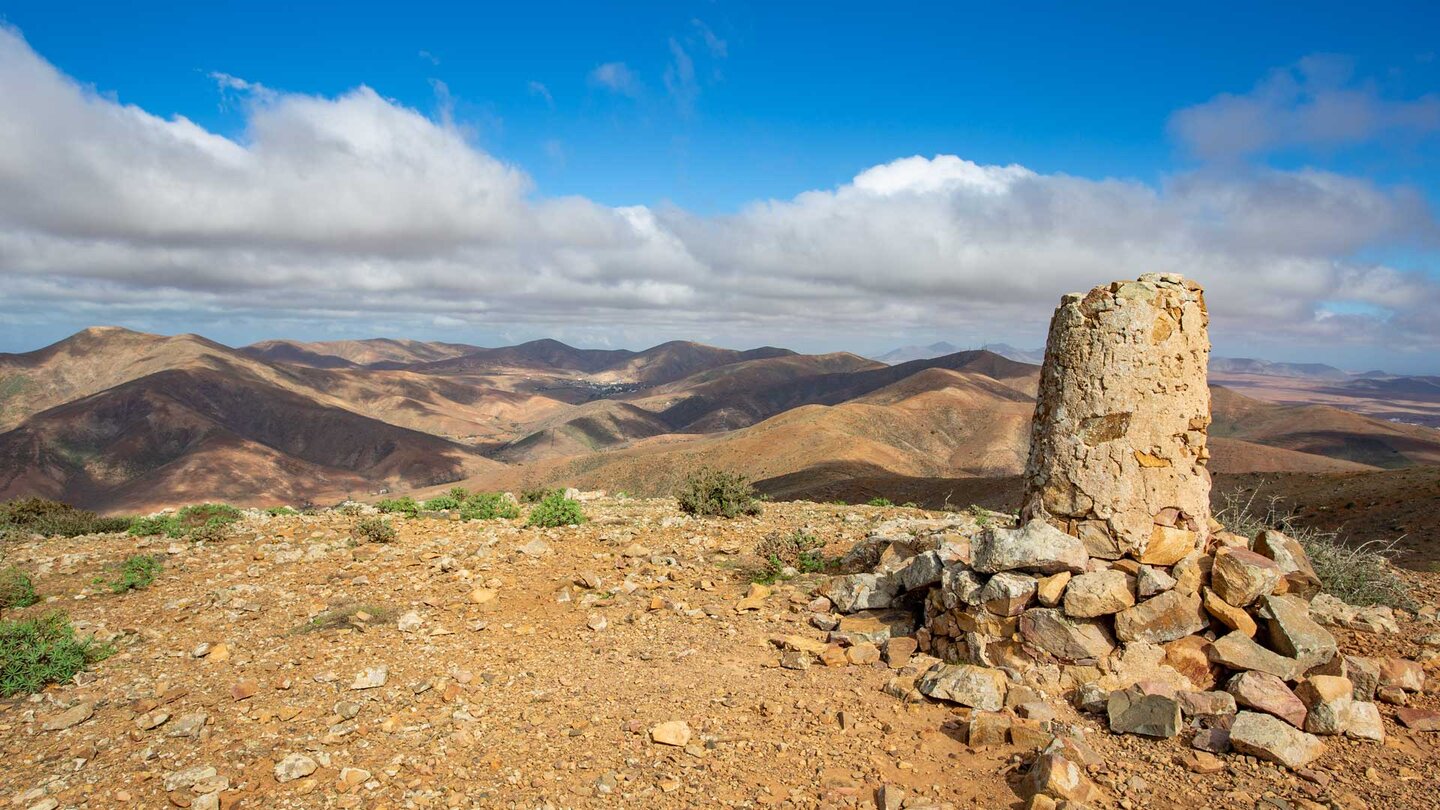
[1170,54,1440,160]
[663,38,697,116]
[418,49,440,66]
[527,80,554,109]
[691,19,727,58]
[588,61,639,97]
[208,71,276,107]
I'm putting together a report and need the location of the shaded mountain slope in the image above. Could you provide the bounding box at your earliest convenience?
[647,350,1037,432]
[1209,386,1440,468]
[0,364,495,511]
[242,338,481,368]
[0,327,243,431]
[408,338,796,386]
[493,401,673,464]
[460,368,1040,497]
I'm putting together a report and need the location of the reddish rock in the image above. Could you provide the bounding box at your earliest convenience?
[1396,707,1440,732]
[1379,658,1425,692]
[1210,547,1281,607]
[1164,635,1220,690]
[1227,671,1307,729]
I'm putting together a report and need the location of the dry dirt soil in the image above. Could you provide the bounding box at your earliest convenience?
[2,499,1439,809]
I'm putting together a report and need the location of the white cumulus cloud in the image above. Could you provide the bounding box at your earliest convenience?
[0,26,1437,365]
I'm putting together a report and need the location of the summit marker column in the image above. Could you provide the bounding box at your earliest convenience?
[1020,273,1212,563]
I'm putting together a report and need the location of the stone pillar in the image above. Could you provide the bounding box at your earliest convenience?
[1020,273,1212,563]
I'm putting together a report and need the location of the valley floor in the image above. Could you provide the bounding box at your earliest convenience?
[2,499,1438,809]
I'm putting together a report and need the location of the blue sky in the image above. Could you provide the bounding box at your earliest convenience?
[1,2,1439,370]
[10,1,1438,209]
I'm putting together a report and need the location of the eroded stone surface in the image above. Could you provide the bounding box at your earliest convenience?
[970,521,1088,575]
[1229,711,1325,770]
[1019,274,1212,560]
[1113,590,1206,644]
[1019,608,1116,664]
[916,664,1008,711]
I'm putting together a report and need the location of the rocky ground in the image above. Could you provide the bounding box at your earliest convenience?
[1,498,1437,809]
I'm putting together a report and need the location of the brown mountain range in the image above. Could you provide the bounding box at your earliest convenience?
[2,327,1439,518]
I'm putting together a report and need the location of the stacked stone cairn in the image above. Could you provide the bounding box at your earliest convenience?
[816,275,1426,805]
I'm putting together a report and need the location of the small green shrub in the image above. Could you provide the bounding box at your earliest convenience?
[753,530,828,583]
[353,517,397,544]
[128,503,241,541]
[0,567,39,611]
[375,497,420,517]
[128,515,180,537]
[0,498,132,538]
[177,503,242,525]
[109,555,161,593]
[447,486,470,502]
[421,495,461,511]
[459,492,521,521]
[866,497,893,507]
[185,520,230,544]
[265,506,298,517]
[526,492,585,527]
[521,487,562,504]
[0,612,112,697]
[675,468,762,518]
[1216,488,1414,610]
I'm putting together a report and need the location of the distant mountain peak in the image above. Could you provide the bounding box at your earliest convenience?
[875,341,1042,365]
[1209,357,1350,380]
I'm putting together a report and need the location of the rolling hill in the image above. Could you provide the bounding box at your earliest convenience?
[242,338,483,368]
[2,327,1438,515]
[0,362,497,511]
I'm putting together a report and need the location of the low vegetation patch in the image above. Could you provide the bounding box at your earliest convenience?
[0,566,39,611]
[265,506,298,517]
[106,554,161,593]
[866,497,894,507]
[521,487,563,504]
[1216,488,1414,610]
[0,498,132,539]
[421,495,461,511]
[353,517,397,544]
[129,502,242,541]
[526,492,585,527]
[459,492,521,521]
[375,497,420,517]
[753,530,829,583]
[675,468,762,518]
[0,612,112,697]
[291,602,396,635]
